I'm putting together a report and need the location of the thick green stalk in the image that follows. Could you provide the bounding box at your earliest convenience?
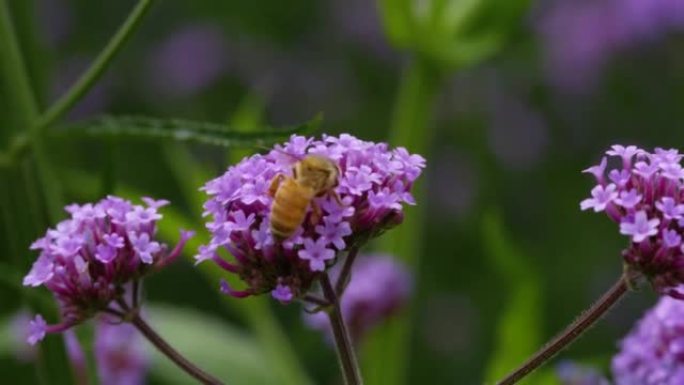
[32,0,155,131]
[0,3,73,384]
[363,57,441,385]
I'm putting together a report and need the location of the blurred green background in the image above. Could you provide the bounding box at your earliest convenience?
[1,0,680,383]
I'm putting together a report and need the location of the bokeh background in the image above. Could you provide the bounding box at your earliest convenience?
[2,0,683,384]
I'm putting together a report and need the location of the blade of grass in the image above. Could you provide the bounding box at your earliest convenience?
[56,114,321,148]
[364,57,441,385]
[481,210,544,384]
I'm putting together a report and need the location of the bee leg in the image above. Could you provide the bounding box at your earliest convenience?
[330,190,343,206]
[310,200,323,226]
[268,173,285,197]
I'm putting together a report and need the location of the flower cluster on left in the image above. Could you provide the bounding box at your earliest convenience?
[23,195,193,344]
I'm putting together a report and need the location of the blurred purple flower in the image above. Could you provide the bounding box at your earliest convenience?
[303,254,412,341]
[537,0,684,93]
[95,317,148,385]
[328,0,397,61]
[197,134,425,303]
[23,196,193,344]
[556,361,610,385]
[612,293,684,384]
[149,25,228,97]
[487,85,549,170]
[581,145,684,297]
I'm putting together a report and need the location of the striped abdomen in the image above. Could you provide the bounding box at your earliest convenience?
[270,178,315,239]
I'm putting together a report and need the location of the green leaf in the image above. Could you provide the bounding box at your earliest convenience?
[144,305,277,385]
[481,210,545,384]
[54,114,322,148]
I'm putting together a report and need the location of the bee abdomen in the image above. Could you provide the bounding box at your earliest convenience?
[270,180,314,238]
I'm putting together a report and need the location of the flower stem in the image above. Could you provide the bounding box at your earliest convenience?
[496,274,632,385]
[130,313,224,385]
[32,0,155,131]
[335,246,360,295]
[321,273,363,385]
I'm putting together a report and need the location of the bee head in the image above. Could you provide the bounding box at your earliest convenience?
[295,155,339,194]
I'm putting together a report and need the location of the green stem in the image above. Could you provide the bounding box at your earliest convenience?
[32,0,156,131]
[0,0,37,124]
[0,0,64,219]
[321,273,363,385]
[365,57,441,385]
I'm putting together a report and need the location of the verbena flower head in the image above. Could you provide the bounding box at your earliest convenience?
[581,145,684,297]
[23,196,193,344]
[556,361,610,385]
[303,254,412,340]
[197,134,425,303]
[95,317,149,385]
[612,293,684,384]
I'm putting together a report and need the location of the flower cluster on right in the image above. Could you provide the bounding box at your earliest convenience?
[613,293,684,385]
[581,145,684,297]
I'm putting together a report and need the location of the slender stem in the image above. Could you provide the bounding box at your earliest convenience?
[302,294,331,308]
[496,274,631,385]
[335,246,360,296]
[131,313,224,385]
[32,0,155,131]
[321,273,363,385]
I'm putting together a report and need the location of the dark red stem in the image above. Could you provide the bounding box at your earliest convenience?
[496,274,630,385]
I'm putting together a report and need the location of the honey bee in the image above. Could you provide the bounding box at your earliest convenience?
[268,154,342,239]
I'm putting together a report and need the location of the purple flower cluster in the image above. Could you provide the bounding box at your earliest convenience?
[556,361,610,385]
[197,134,425,303]
[612,293,684,384]
[581,145,684,297]
[23,196,193,344]
[303,254,412,341]
[537,0,684,93]
[95,317,149,385]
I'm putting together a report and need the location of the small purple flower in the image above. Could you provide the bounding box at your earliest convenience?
[298,238,336,272]
[582,145,684,295]
[583,157,608,184]
[663,229,682,248]
[128,232,161,264]
[197,134,424,303]
[580,184,618,212]
[609,169,632,187]
[656,197,684,220]
[27,315,47,346]
[612,293,684,384]
[615,189,642,209]
[620,211,660,242]
[315,218,352,250]
[22,196,192,344]
[303,254,412,341]
[272,284,294,304]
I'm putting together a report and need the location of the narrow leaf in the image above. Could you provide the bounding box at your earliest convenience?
[481,210,544,384]
[54,114,322,148]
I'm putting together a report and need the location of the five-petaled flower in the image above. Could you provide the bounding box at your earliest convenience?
[197,134,425,303]
[581,145,684,297]
[22,196,193,344]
